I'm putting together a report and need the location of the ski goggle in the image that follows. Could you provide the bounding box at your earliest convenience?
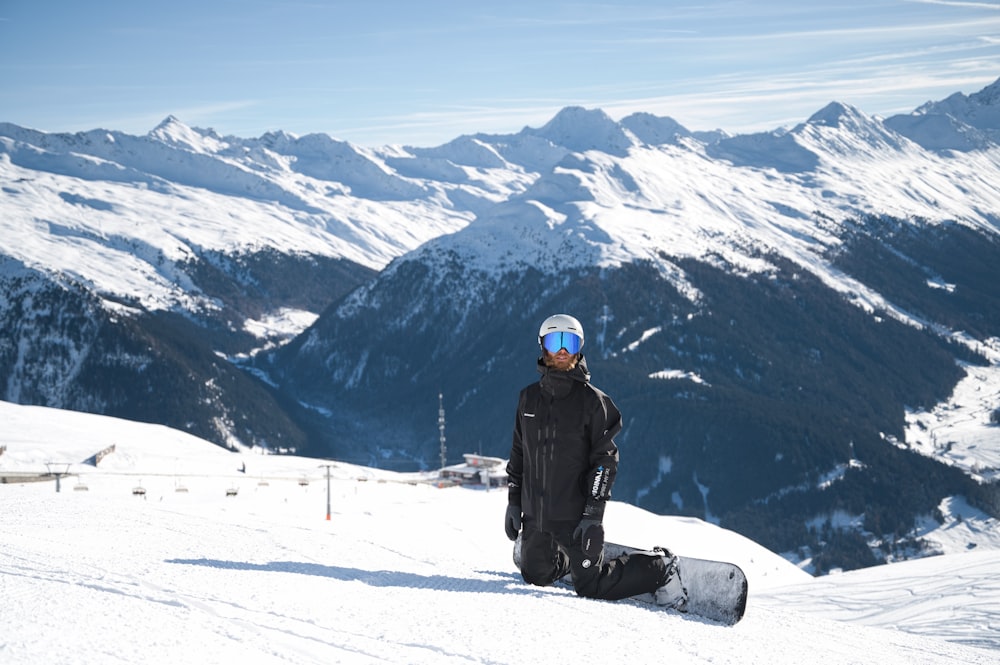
[541,331,582,355]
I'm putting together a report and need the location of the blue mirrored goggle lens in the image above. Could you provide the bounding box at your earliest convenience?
[542,331,582,354]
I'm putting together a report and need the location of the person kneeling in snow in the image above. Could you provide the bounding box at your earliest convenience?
[505,314,687,608]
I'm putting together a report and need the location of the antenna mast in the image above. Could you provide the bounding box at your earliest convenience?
[438,392,447,470]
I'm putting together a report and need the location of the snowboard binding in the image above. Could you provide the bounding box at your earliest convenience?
[652,546,689,611]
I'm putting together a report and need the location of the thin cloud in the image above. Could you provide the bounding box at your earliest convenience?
[910,0,1000,9]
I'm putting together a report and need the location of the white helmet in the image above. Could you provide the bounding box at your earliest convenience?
[538,314,584,354]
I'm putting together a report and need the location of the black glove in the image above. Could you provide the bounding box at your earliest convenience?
[574,518,604,567]
[574,499,606,567]
[504,503,522,541]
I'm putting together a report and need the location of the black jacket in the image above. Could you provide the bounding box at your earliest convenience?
[506,355,621,530]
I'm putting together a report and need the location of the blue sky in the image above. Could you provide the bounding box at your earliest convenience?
[2,1,1000,146]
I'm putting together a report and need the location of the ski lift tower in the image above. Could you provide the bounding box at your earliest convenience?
[438,392,447,470]
[45,462,71,493]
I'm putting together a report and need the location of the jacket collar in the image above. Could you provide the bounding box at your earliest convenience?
[537,354,590,398]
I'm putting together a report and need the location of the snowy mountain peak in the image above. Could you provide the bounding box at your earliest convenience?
[805,101,870,129]
[915,76,1000,117]
[527,106,635,156]
[972,76,1000,105]
[911,77,1000,129]
[885,77,1000,151]
[410,135,510,169]
[795,101,912,154]
[258,129,300,148]
[152,114,183,130]
[620,112,693,146]
[149,115,227,153]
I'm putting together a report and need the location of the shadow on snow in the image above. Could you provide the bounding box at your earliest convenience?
[166,558,539,596]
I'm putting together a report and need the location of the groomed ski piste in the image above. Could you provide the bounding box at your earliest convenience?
[1,399,998,664]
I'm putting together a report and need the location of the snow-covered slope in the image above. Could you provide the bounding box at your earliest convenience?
[1,400,998,664]
[5,80,1000,318]
[887,78,1000,151]
[401,100,1000,307]
[0,117,519,312]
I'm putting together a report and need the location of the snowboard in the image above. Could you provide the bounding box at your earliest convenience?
[513,535,748,625]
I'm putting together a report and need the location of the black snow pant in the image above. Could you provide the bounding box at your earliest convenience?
[519,521,667,600]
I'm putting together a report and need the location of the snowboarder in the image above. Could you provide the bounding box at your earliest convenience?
[504,314,688,608]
